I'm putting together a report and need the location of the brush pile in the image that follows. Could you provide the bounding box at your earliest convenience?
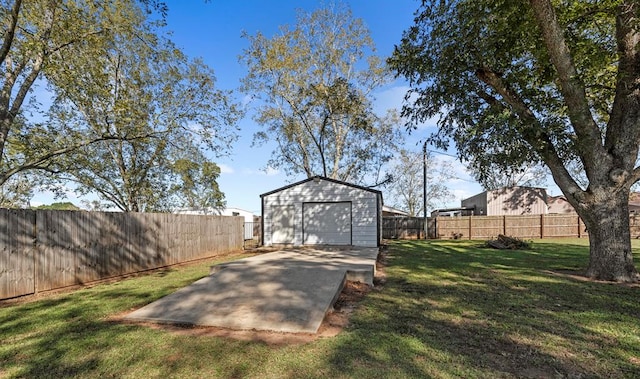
[485,234,531,250]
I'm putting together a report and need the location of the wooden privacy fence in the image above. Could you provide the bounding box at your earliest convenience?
[384,214,640,240]
[383,217,434,239]
[0,209,244,300]
[435,214,588,239]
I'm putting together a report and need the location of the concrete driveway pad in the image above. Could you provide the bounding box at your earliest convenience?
[125,246,378,333]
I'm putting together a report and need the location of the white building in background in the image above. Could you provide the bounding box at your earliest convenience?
[216,207,256,223]
[461,186,548,216]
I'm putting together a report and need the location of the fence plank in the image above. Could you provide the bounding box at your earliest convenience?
[382,217,426,239]
[470,216,504,239]
[0,209,36,299]
[503,215,541,238]
[36,210,77,291]
[1,210,244,300]
[543,214,580,238]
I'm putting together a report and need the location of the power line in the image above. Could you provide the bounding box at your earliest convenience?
[422,148,477,183]
[426,149,458,158]
[449,175,477,183]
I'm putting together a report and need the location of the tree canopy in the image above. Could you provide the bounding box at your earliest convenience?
[390,0,640,281]
[1,0,160,184]
[44,25,239,212]
[33,201,79,210]
[471,162,549,191]
[0,0,239,211]
[240,4,401,186]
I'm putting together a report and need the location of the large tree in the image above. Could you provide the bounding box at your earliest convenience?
[390,0,640,281]
[44,26,238,212]
[240,4,401,185]
[0,0,167,186]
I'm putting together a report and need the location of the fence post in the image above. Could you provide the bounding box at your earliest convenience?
[468,216,472,240]
[433,217,437,239]
[540,214,544,239]
[427,216,438,239]
[395,217,399,239]
[577,216,581,238]
[33,210,38,295]
[503,215,506,235]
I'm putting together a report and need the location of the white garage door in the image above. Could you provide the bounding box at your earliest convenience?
[303,202,351,245]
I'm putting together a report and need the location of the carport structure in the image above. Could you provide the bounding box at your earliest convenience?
[261,176,383,247]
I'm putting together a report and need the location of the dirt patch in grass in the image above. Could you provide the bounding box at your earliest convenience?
[113,249,388,346]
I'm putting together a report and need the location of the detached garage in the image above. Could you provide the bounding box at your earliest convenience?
[261,176,382,247]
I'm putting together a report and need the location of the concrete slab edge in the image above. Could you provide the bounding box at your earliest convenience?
[345,269,373,286]
[327,272,348,317]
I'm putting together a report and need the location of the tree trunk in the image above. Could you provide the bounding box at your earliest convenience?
[0,115,14,173]
[579,190,639,282]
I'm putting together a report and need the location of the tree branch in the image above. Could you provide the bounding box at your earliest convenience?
[54,170,128,212]
[7,0,59,119]
[0,0,22,66]
[48,29,105,55]
[475,67,585,202]
[0,133,159,185]
[630,166,640,187]
[529,0,606,178]
[605,1,640,170]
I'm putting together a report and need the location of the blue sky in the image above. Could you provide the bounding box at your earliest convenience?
[33,0,494,213]
[163,0,489,213]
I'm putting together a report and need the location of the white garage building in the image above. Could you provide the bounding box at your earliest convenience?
[260,176,383,247]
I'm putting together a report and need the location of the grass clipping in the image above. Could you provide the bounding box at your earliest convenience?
[485,234,531,250]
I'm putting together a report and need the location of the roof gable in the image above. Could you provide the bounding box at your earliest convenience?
[260,176,383,199]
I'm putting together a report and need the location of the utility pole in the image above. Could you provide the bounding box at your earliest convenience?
[423,141,428,239]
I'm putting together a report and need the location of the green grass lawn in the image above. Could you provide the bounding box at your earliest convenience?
[1,240,639,378]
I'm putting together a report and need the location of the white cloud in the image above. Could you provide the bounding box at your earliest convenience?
[264,167,279,176]
[218,163,235,174]
[241,167,280,176]
[373,84,409,114]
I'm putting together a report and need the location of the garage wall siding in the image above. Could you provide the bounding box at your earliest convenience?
[262,178,381,247]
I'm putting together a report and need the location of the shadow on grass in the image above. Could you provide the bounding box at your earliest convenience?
[327,240,640,378]
[0,251,286,379]
[2,242,638,378]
